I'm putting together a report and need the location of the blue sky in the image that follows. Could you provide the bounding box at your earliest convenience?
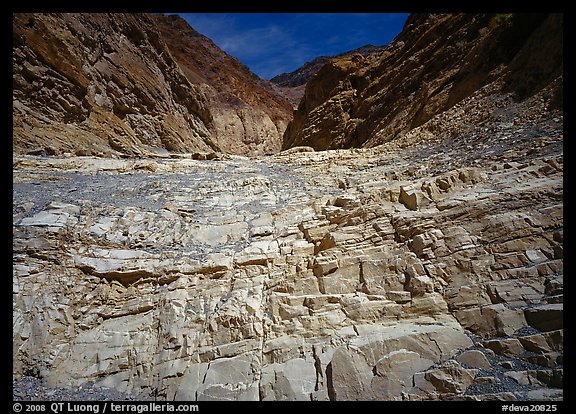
[178,13,409,80]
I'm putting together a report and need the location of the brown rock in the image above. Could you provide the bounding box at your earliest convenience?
[519,333,553,353]
[282,14,562,151]
[13,13,218,156]
[499,361,516,370]
[13,13,293,157]
[483,338,525,357]
[154,14,293,155]
[524,304,563,331]
[542,330,563,352]
[534,369,563,388]
[454,304,526,338]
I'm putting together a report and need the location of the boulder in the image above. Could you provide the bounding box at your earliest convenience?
[423,360,476,394]
[372,349,435,400]
[326,347,373,400]
[260,359,317,401]
[456,350,492,370]
[525,304,563,331]
[483,338,525,357]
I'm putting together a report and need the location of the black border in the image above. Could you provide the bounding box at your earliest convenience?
[9,2,567,411]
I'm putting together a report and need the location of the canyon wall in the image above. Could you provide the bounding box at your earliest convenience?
[13,12,563,402]
[282,13,562,151]
[13,13,293,157]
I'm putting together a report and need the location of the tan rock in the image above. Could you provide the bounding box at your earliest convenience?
[12,18,563,399]
[456,350,492,370]
[399,185,419,211]
[406,274,434,296]
[423,360,476,394]
[387,290,412,303]
[341,296,402,322]
[260,359,317,401]
[483,338,525,357]
[372,349,435,400]
[504,370,532,385]
[196,353,260,401]
[454,304,526,338]
[326,347,373,400]
[349,323,473,367]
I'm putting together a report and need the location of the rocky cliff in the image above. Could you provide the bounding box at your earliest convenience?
[13,13,216,157]
[154,14,293,155]
[12,13,293,157]
[13,12,563,402]
[271,44,385,88]
[282,13,563,151]
[271,44,385,107]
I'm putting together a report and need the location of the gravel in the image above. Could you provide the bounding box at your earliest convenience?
[13,376,153,401]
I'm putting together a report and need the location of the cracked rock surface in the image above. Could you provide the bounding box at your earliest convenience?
[13,111,562,400]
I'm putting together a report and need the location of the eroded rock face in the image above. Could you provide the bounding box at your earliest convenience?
[13,120,562,400]
[154,14,293,155]
[12,11,563,402]
[13,13,217,157]
[282,13,563,151]
[12,13,293,157]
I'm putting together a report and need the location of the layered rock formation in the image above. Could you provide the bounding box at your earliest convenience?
[154,14,293,155]
[282,13,563,151]
[13,13,216,157]
[13,12,562,402]
[13,111,562,400]
[13,13,293,157]
[271,44,385,107]
[271,44,384,88]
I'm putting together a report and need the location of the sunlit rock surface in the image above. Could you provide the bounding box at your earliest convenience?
[13,124,562,400]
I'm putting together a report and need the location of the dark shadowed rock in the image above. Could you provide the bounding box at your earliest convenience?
[525,305,563,332]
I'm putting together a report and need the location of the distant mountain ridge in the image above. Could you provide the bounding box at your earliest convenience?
[271,44,385,88]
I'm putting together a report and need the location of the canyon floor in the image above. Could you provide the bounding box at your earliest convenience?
[13,104,563,400]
